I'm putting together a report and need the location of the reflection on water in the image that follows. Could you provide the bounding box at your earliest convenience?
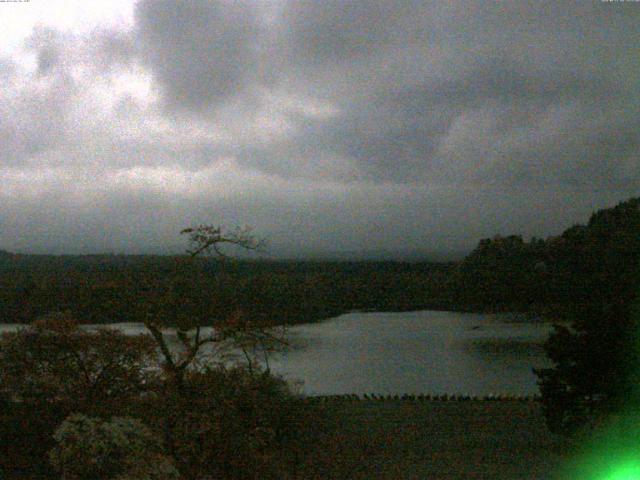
[0,310,553,396]
[268,310,553,396]
[467,338,546,356]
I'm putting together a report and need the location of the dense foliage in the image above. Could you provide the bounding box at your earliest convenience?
[451,198,640,314]
[0,312,158,407]
[451,235,548,311]
[0,304,321,479]
[0,315,159,478]
[136,367,322,480]
[447,196,640,433]
[534,198,640,434]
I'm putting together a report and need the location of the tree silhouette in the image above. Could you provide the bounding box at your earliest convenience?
[535,197,640,434]
[137,224,284,391]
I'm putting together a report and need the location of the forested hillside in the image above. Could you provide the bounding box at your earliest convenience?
[451,196,640,315]
[0,255,453,325]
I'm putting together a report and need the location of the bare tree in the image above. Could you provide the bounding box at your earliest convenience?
[140,224,285,391]
[181,224,266,259]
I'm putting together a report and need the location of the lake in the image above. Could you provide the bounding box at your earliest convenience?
[0,310,553,396]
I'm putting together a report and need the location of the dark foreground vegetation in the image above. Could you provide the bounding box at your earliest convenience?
[0,196,638,478]
[0,314,323,479]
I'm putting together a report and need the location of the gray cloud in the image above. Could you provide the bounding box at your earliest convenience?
[280,0,412,65]
[0,1,638,256]
[0,71,76,165]
[26,27,67,75]
[91,28,137,72]
[134,0,265,112]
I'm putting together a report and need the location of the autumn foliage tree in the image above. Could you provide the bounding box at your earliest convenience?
[125,224,300,479]
[0,312,157,408]
[0,312,159,478]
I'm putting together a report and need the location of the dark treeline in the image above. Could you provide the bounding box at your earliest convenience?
[0,253,454,325]
[0,196,638,325]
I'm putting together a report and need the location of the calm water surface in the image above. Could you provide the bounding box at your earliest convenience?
[269,310,552,396]
[0,310,553,396]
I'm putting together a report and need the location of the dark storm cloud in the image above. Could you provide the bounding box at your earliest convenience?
[275,1,639,184]
[135,0,264,112]
[131,0,639,187]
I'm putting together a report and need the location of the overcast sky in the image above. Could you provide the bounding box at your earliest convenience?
[0,0,638,258]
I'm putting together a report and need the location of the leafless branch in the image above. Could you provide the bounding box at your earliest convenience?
[180,225,266,258]
[140,223,282,388]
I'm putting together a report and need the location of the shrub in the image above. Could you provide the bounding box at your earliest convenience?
[142,366,320,480]
[0,312,158,409]
[50,414,180,480]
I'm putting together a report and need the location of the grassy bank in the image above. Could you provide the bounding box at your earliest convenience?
[300,399,568,479]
